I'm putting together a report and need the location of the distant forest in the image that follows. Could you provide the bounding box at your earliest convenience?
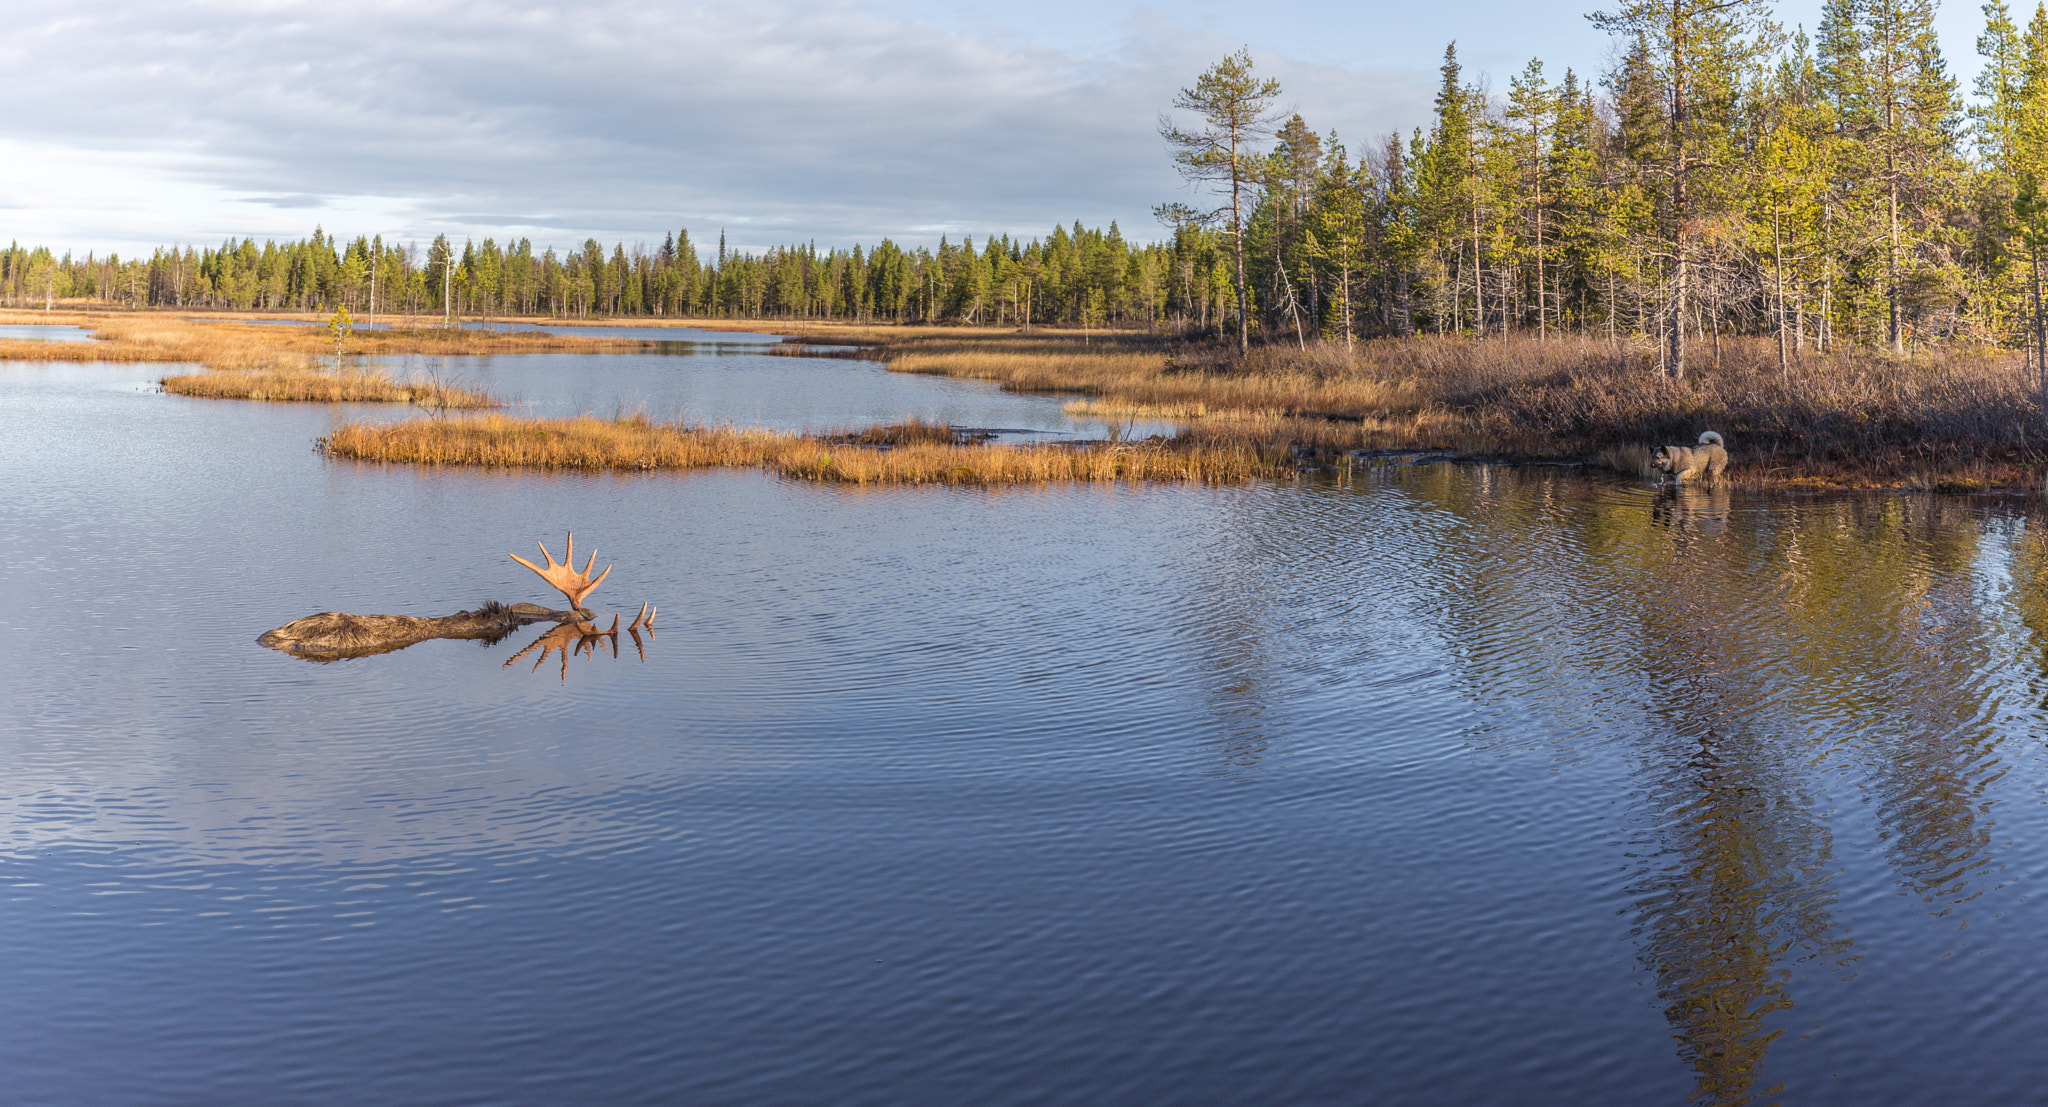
[14,0,2048,364]
[0,224,1195,329]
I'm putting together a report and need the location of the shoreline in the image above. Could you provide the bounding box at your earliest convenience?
[8,307,2044,490]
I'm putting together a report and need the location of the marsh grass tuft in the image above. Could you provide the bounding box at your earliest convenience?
[0,311,643,405]
[163,365,496,406]
[320,414,1288,485]
[871,328,2048,487]
[823,415,962,446]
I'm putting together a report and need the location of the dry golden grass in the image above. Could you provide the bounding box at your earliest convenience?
[821,415,962,446]
[19,309,2046,485]
[885,334,1415,420]
[862,328,2048,487]
[320,414,1286,485]
[0,311,665,406]
[163,366,496,407]
[0,312,646,371]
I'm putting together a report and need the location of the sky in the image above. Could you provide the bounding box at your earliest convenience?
[0,0,2001,258]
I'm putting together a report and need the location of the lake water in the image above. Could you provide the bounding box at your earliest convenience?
[0,324,95,343]
[378,345,1175,440]
[6,347,2048,1105]
[206,319,789,346]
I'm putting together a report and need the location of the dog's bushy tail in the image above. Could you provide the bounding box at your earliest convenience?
[1698,430,1725,447]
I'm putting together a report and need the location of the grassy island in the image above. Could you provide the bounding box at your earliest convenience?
[8,306,2043,487]
[0,310,651,407]
[293,320,2048,488]
[319,413,1284,486]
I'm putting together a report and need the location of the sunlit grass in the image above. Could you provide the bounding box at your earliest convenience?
[320,414,1288,485]
[0,311,641,405]
[868,328,2048,487]
[163,366,496,407]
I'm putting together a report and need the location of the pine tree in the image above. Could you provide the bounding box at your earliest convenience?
[1159,48,1284,354]
[1592,0,1779,377]
[1506,59,1556,338]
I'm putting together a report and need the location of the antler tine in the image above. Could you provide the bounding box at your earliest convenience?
[510,533,609,611]
[505,636,546,668]
[627,602,650,632]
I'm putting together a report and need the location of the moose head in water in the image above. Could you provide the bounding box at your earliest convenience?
[258,532,656,666]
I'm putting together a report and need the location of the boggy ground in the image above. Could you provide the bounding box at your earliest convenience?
[322,322,2048,487]
[0,309,648,406]
[865,328,2048,489]
[16,305,2043,487]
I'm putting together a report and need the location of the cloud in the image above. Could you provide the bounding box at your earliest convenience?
[242,195,331,209]
[0,0,1433,254]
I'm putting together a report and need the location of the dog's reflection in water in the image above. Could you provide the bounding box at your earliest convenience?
[1651,482,1732,536]
[506,603,656,680]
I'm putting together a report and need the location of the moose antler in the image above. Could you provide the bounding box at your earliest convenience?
[509,532,611,612]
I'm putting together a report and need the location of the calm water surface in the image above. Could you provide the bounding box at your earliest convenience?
[5,348,2048,1105]
[381,344,1174,440]
[0,324,94,343]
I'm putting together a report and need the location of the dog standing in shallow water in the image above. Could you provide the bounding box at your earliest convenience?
[1652,431,1727,483]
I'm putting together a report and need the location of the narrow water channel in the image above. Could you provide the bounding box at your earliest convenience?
[4,346,2048,1105]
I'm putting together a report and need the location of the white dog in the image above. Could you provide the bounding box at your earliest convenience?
[1651,431,1727,483]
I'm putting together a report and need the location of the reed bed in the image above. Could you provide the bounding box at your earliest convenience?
[320,414,1286,485]
[886,335,1414,419]
[874,328,2048,486]
[821,415,963,446]
[163,366,496,407]
[0,312,645,374]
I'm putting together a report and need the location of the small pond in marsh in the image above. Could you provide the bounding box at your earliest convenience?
[6,340,2048,1105]
[374,336,1174,440]
[0,324,95,343]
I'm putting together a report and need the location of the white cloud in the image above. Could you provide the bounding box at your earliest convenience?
[0,0,1433,254]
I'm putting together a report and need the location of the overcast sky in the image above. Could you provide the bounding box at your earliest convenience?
[0,0,1994,258]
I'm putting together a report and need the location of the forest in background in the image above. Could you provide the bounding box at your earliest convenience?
[11,0,2048,375]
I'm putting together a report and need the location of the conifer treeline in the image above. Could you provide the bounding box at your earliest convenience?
[15,0,2048,364]
[0,223,1222,328]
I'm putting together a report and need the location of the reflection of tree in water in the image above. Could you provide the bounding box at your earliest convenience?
[1772,497,2002,915]
[1185,467,2021,1098]
[1860,499,2000,914]
[1399,473,2018,1103]
[1170,493,1293,772]
[1629,727,1840,1107]
[1625,490,1850,1107]
[1170,476,1466,774]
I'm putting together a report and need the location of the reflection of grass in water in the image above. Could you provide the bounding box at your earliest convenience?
[321,413,1290,485]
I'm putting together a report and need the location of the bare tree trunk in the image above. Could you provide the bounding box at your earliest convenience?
[1668,35,1690,381]
[1888,168,1903,354]
[1472,201,1484,337]
[2034,246,2045,406]
[1774,208,1788,376]
[1232,129,1249,356]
